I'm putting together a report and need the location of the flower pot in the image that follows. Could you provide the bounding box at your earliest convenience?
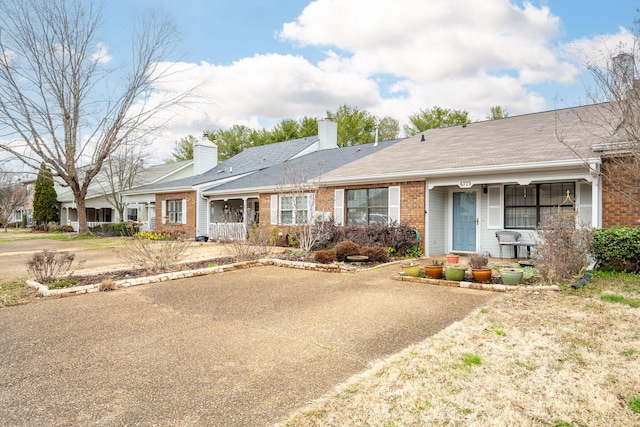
[424,265,443,279]
[446,254,460,264]
[471,268,492,283]
[445,266,465,281]
[500,268,523,285]
[402,264,421,277]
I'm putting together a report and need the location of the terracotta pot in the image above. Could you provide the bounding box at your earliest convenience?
[471,268,492,283]
[424,265,443,279]
[445,266,465,281]
[446,254,460,264]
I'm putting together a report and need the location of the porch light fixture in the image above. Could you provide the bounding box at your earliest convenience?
[482,184,488,193]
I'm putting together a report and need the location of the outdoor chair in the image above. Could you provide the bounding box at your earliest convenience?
[495,230,522,259]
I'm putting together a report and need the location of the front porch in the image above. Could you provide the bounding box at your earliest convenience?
[206,197,259,241]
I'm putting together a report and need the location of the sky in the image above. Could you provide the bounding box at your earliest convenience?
[101,0,637,164]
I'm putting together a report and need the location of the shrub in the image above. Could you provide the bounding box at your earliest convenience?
[468,254,489,269]
[360,246,390,263]
[99,279,121,292]
[592,226,640,272]
[322,222,420,256]
[335,240,361,262]
[533,212,593,283]
[26,250,75,284]
[48,279,77,289]
[226,224,276,261]
[118,229,192,274]
[99,221,140,236]
[313,249,336,264]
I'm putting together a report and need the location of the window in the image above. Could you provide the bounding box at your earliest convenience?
[127,208,138,221]
[167,199,183,224]
[504,182,575,229]
[279,195,310,225]
[346,188,389,226]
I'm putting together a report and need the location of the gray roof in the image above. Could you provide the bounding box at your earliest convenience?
[203,138,405,196]
[56,160,192,202]
[127,135,319,193]
[322,103,617,183]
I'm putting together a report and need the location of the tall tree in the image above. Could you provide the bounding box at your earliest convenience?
[0,0,188,233]
[33,163,58,227]
[0,169,28,232]
[298,116,319,138]
[377,116,400,141]
[326,104,377,147]
[403,106,471,136]
[487,105,509,120]
[167,135,198,162]
[206,125,259,160]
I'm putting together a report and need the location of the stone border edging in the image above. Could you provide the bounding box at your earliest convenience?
[26,258,348,297]
[393,274,560,292]
[25,258,559,298]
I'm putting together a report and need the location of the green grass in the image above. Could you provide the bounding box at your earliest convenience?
[628,396,640,414]
[461,353,482,367]
[0,278,38,307]
[600,293,640,307]
[48,279,78,289]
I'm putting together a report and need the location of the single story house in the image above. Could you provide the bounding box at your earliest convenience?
[252,103,636,257]
[57,159,195,231]
[122,120,341,237]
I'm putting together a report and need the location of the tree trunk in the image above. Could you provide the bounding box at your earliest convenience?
[76,195,89,234]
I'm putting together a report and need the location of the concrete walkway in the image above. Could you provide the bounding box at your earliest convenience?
[0,263,496,426]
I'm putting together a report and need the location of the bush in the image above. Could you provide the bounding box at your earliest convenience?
[593,226,640,272]
[313,249,336,264]
[334,240,361,262]
[533,213,593,283]
[100,221,140,236]
[318,222,420,256]
[26,250,75,284]
[48,279,77,289]
[360,246,390,263]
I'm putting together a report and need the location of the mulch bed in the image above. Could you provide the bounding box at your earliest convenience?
[67,257,237,287]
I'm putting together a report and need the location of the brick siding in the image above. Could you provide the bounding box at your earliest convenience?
[601,158,640,227]
[155,191,198,236]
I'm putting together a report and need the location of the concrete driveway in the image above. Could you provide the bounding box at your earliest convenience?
[0,263,496,426]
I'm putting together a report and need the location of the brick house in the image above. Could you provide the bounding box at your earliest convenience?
[206,103,639,257]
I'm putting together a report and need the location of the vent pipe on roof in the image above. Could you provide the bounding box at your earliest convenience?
[374,125,379,146]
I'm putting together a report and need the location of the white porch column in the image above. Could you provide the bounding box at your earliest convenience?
[424,180,430,257]
[242,197,248,228]
[592,174,601,228]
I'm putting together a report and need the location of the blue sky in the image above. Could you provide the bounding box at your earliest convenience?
[102,0,638,162]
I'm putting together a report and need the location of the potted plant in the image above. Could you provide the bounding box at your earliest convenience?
[468,254,492,283]
[500,267,524,285]
[424,259,443,279]
[446,253,460,264]
[445,264,466,281]
[402,262,421,277]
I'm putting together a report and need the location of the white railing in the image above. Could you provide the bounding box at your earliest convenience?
[69,221,108,232]
[208,222,246,241]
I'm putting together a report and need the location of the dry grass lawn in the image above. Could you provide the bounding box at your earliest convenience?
[279,274,640,427]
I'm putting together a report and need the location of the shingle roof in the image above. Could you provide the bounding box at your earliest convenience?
[127,135,319,193]
[322,103,617,183]
[203,138,405,195]
[56,160,193,202]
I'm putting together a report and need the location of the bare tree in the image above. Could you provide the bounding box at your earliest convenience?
[0,0,190,233]
[0,169,27,232]
[576,21,640,209]
[277,162,333,254]
[95,141,146,221]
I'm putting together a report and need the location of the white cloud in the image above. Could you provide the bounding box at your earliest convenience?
[135,0,629,164]
[91,42,112,65]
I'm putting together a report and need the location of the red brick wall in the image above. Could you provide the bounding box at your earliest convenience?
[602,158,640,227]
[260,181,426,250]
[155,191,197,236]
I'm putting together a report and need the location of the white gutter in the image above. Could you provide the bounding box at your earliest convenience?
[321,158,601,186]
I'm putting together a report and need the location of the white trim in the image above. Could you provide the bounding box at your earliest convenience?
[270,195,278,225]
[388,186,400,223]
[334,189,344,226]
[161,200,166,224]
[487,185,502,230]
[181,199,187,224]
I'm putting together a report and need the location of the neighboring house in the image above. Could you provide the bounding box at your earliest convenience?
[247,103,633,257]
[58,160,195,231]
[122,120,341,237]
[201,137,405,240]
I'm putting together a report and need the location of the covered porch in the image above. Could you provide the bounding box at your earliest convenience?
[206,196,259,241]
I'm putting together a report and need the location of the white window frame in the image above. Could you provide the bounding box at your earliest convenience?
[167,199,184,224]
[270,193,314,225]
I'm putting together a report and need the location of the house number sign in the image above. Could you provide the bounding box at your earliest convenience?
[458,180,472,188]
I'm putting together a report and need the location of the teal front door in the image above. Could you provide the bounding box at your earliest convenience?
[452,191,477,252]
